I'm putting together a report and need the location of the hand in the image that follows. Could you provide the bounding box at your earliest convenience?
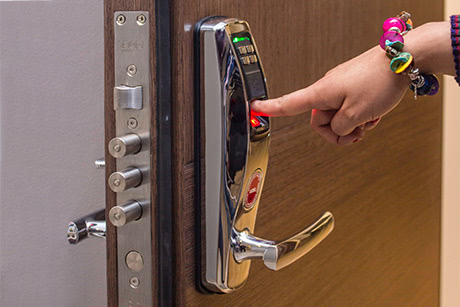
[251,21,454,145]
[252,46,409,145]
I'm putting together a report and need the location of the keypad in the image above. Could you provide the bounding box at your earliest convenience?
[238,46,247,55]
[238,44,257,66]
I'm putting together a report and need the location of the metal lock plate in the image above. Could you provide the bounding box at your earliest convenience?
[113,11,152,306]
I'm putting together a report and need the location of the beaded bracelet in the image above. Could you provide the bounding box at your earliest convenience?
[451,15,460,86]
[380,11,439,100]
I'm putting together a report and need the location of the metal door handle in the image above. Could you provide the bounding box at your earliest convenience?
[234,212,334,270]
[196,17,335,293]
[67,208,106,244]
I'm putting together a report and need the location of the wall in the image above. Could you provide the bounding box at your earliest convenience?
[442,1,460,306]
[0,1,106,306]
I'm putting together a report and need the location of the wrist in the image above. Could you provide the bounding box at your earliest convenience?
[404,21,455,76]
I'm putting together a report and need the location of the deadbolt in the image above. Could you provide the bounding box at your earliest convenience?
[109,200,143,227]
[108,167,142,192]
[109,134,142,158]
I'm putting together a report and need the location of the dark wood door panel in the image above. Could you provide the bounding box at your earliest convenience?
[171,1,442,306]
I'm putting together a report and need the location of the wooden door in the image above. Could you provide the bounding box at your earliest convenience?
[170,1,442,306]
[104,0,442,306]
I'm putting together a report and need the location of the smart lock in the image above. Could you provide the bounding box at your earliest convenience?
[195,17,335,293]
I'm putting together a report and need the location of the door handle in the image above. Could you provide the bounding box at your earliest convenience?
[234,212,334,271]
[195,17,335,293]
[67,208,106,244]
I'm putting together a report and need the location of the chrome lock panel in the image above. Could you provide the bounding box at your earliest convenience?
[195,17,334,293]
[112,11,153,307]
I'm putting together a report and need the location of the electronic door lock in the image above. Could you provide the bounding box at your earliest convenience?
[195,17,335,293]
[67,208,106,244]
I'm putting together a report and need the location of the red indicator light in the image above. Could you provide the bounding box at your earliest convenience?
[250,116,260,127]
[250,110,269,117]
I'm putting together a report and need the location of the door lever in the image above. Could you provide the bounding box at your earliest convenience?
[67,208,106,244]
[195,17,335,293]
[234,212,334,270]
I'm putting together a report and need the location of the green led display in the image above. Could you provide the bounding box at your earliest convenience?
[232,37,250,43]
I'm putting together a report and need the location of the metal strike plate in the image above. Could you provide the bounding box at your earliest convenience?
[113,11,152,307]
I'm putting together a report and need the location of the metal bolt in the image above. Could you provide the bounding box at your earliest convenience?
[127,117,138,129]
[113,144,121,152]
[136,14,146,25]
[113,178,121,187]
[126,251,144,272]
[129,276,140,289]
[127,64,137,77]
[116,14,126,25]
[94,158,105,169]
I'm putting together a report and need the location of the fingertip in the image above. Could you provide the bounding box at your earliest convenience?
[250,101,270,117]
[250,100,269,116]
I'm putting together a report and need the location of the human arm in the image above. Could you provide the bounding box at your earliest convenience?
[251,21,456,145]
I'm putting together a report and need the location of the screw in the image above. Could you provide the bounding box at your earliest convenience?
[127,64,137,77]
[136,14,146,25]
[130,276,140,288]
[113,179,121,187]
[116,14,126,25]
[127,117,138,129]
[113,144,121,152]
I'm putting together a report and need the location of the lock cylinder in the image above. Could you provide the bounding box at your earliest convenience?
[109,200,143,227]
[108,167,142,192]
[109,134,142,158]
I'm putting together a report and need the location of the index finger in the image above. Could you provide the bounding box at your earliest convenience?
[251,81,341,117]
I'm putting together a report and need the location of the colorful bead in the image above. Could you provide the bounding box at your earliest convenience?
[406,19,413,30]
[390,52,413,73]
[409,74,440,96]
[385,40,404,51]
[383,17,406,33]
[379,31,404,50]
[427,75,440,96]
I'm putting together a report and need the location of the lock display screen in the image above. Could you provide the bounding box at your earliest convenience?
[231,32,267,101]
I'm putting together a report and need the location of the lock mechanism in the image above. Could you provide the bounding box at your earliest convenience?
[110,11,153,306]
[195,17,334,293]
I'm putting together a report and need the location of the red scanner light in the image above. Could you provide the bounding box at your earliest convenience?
[250,116,260,127]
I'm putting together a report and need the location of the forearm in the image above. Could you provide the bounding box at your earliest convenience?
[404,21,456,76]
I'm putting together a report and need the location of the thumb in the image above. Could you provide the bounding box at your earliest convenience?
[251,83,326,117]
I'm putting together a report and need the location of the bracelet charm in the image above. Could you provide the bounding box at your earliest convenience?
[380,11,439,100]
